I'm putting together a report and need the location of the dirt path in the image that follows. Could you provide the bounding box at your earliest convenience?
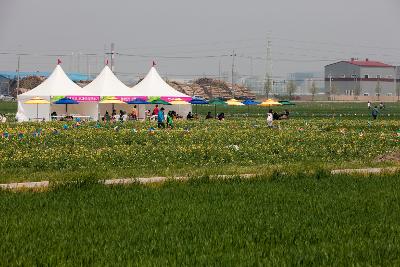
[0,174,257,190]
[1,169,398,191]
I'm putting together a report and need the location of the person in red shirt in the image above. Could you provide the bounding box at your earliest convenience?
[152,105,159,116]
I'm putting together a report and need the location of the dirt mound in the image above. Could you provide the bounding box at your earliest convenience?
[375,151,400,163]
[167,78,255,100]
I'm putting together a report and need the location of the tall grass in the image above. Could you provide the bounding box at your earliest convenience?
[1,172,400,265]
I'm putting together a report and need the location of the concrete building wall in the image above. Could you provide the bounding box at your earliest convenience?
[325,62,360,78]
[360,80,394,96]
[325,61,397,99]
[0,76,11,95]
[359,67,395,79]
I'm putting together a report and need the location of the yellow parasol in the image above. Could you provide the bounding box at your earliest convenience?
[169,98,190,105]
[226,98,245,106]
[99,96,126,104]
[258,99,282,107]
[24,97,50,121]
[169,98,190,115]
[100,96,126,111]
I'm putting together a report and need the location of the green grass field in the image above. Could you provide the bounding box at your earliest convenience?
[1,101,400,265]
[0,117,399,183]
[2,173,400,265]
[2,100,400,118]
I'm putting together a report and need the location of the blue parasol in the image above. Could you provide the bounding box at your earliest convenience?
[242,99,260,105]
[242,99,260,114]
[126,98,150,105]
[126,98,150,119]
[53,97,79,113]
[190,99,209,114]
[190,99,209,105]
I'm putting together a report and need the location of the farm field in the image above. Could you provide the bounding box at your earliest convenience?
[0,116,399,183]
[1,101,400,265]
[2,100,400,119]
[2,173,400,265]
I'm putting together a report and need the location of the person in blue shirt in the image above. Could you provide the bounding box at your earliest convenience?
[371,106,379,120]
[157,107,165,128]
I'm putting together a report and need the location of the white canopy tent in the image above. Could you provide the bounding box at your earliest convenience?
[17,65,95,122]
[131,67,192,118]
[83,66,135,119]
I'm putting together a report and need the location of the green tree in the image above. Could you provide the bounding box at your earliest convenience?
[375,80,381,100]
[286,80,297,99]
[309,80,318,101]
[264,76,273,98]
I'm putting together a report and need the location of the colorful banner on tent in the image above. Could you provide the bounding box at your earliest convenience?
[51,96,192,103]
[66,96,100,102]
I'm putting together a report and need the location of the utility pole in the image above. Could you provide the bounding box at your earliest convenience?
[69,52,74,73]
[218,58,221,81]
[394,66,398,101]
[104,44,107,67]
[77,52,80,73]
[249,56,253,77]
[329,73,332,100]
[86,54,89,79]
[231,49,236,98]
[16,55,20,96]
[110,42,115,73]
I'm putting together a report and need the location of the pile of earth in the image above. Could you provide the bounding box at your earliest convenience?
[375,151,400,163]
[167,78,255,100]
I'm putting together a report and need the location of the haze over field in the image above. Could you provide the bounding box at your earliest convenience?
[1,0,399,81]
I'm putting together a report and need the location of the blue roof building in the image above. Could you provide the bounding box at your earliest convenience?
[0,71,91,82]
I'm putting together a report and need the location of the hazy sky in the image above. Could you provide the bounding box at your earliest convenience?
[1,0,399,82]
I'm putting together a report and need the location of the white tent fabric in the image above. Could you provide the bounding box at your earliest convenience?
[131,67,191,100]
[131,67,192,118]
[83,65,134,97]
[17,65,93,122]
[18,65,86,97]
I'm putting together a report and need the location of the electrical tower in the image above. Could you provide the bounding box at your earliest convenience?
[263,35,273,97]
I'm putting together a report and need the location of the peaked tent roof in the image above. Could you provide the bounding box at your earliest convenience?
[131,67,190,98]
[83,66,134,96]
[18,65,87,98]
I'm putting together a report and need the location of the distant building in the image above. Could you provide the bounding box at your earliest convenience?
[0,75,11,95]
[325,59,397,97]
[0,71,91,82]
[287,72,324,95]
[242,76,264,95]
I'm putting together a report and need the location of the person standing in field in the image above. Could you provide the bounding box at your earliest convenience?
[267,109,273,127]
[157,107,165,128]
[372,106,379,120]
[152,105,159,116]
[131,105,138,120]
[167,111,174,129]
[367,101,371,109]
